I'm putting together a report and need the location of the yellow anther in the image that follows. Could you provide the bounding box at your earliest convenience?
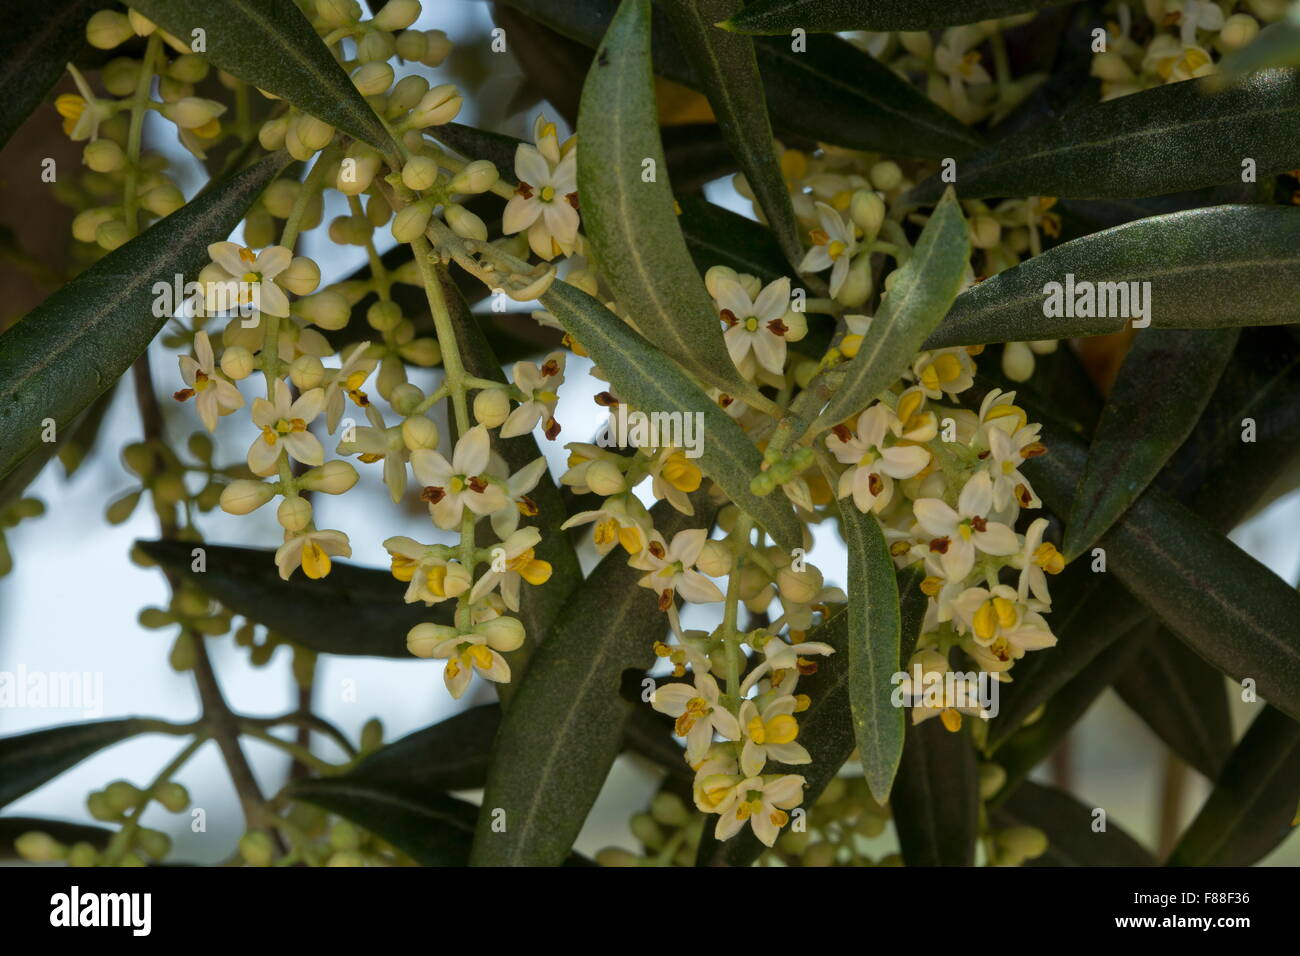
[992,597,1018,628]
[389,554,417,582]
[973,600,999,641]
[940,708,963,732]
[840,333,863,358]
[662,451,702,492]
[765,714,799,745]
[1033,542,1065,574]
[920,575,944,597]
[827,239,847,260]
[468,645,494,669]
[302,541,332,579]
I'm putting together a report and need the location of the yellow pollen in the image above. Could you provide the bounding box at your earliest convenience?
[827,239,846,260]
[1033,542,1065,574]
[958,523,973,540]
[940,708,963,732]
[973,600,999,641]
[389,554,417,582]
[618,525,644,554]
[986,403,1027,432]
[765,714,799,745]
[662,452,702,492]
[770,808,790,828]
[594,518,617,547]
[345,370,369,391]
[840,333,863,359]
[425,565,448,598]
[260,426,278,446]
[747,715,767,745]
[920,575,944,597]
[301,541,332,579]
[993,597,1018,628]
[468,645,494,670]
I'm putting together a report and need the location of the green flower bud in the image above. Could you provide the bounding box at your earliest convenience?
[352,62,394,97]
[391,201,433,243]
[137,828,171,860]
[277,496,312,532]
[650,791,689,827]
[299,460,359,495]
[630,813,665,850]
[86,10,133,50]
[16,831,66,862]
[106,491,142,525]
[297,289,351,331]
[373,0,422,31]
[105,780,143,814]
[220,479,275,515]
[410,84,462,127]
[445,203,487,241]
[239,831,276,867]
[220,345,256,380]
[157,782,190,812]
[401,415,439,451]
[401,155,440,192]
[399,337,442,367]
[473,387,510,427]
[448,160,499,195]
[289,354,326,390]
[367,300,403,332]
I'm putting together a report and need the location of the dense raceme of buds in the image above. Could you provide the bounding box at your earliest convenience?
[22,0,1076,865]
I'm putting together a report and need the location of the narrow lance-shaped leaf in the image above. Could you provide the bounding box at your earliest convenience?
[910,69,1300,202]
[722,0,1072,34]
[1,718,151,809]
[1114,626,1233,781]
[992,781,1156,866]
[0,151,288,480]
[839,501,903,804]
[891,716,979,866]
[0,0,107,150]
[1218,19,1300,81]
[138,539,450,658]
[1168,706,1300,866]
[678,195,790,285]
[577,0,758,402]
[811,188,969,433]
[499,0,981,160]
[926,206,1300,349]
[471,499,716,866]
[1063,328,1239,561]
[659,0,801,268]
[125,0,396,155]
[542,280,802,550]
[1023,413,1300,725]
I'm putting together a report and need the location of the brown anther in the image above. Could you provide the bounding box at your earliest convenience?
[1015,484,1034,507]
[867,473,884,496]
[889,540,911,557]
[1020,442,1047,459]
[516,180,534,200]
[830,423,853,443]
[809,228,829,245]
[649,540,666,560]
[594,391,619,407]
[929,537,950,554]
[977,450,990,459]
[173,388,195,402]
[796,658,819,677]
[971,515,988,533]
[657,589,672,612]
[541,359,560,377]
[767,318,788,337]
[566,192,580,210]
[965,344,985,356]
[516,494,539,517]
[544,417,561,440]
[719,308,738,327]
[718,393,734,408]
[421,486,445,504]
[467,476,489,494]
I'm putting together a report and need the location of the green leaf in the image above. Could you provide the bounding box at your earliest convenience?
[471,498,716,866]
[0,817,113,859]
[288,779,479,866]
[990,620,1155,804]
[891,716,979,866]
[330,704,500,793]
[541,280,803,550]
[0,718,150,809]
[0,151,288,481]
[992,781,1156,866]
[927,206,1300,349]
[722,0,1071,33]
[0,0,108,150]
[678,195,789,284]
[1168,706,1300,866]
[811,188,969,432]
[1062,328,1239,561]
[910,69,1300,202]
[659,0,801,268]
[1218,19,1300,81]
[839,503,903,804]
[125,0,395,155]
[576,0,756,402]
[1023,415,1300,725]
[137,539,447,658]
[1114,627,1233,780]
[498,0,981,159]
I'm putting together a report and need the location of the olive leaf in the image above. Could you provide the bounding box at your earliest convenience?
[497,0,981,159]
[124,0,396,155]
[0,151,288,481]
[1218,19,1300,81]
[909,69,1300,202]
[678,195,790,285]
[577,0,758,402]
[891,716,979,866]
[659,0,802,268]
[471,498,717,867]
[810,188,969,433]
[838,501,903,804]
[1023,415,1300,725]
[926,206,1300,349]
[721,0,1071,34]
[0,0,108,149]
[138,539,447,658]
[1168,706,1300,866]
[992,781,1156,866]
[542,281,801,549]
[1114,626,1233,781]
[288,779,480,866]
[1062,328,1239,561]
[1,718,152,809]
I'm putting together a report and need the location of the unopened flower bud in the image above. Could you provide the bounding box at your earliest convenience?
[869,160,903,192]
[449,160,499,194]
[391,201,433,242]
[477,615,525,652]
[258,116,288,150]
[281,256,321,296]
[357,29,396,63]
[239,831,276,867]
[141,183,185,217]
[850,189,885,241]
[367,300,403,332]
[83,138,125,173]
[316,0,360,27]
[72,208,117,244]
[473,387,510,427]
[400,337,442,367]
[387,75,430,116]
[970,214,1001,249]
[15,832,66,862]
[1219,13,1260,51]
[169,53,209,84]
[697,539,733,577]
[1001,340,1035,383]
[296,290,352,336]
[220,345,255,380]
[705,265,740,299]
[220,480,275,515]
[650,791,689,827]
[374,0,422,31]
[86,10,133,49]
[777,563,823,604]
[162,97,227,130]
[277,496,313,532]
[408,622,458,657]
[410,84,462,127]
[445,203,487,241]
[352,61,394,97]
[401,415,439,450]
[300,460,359,495]
[96,220,130,251]
[157,782,190,812]
[402,155,440,191]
